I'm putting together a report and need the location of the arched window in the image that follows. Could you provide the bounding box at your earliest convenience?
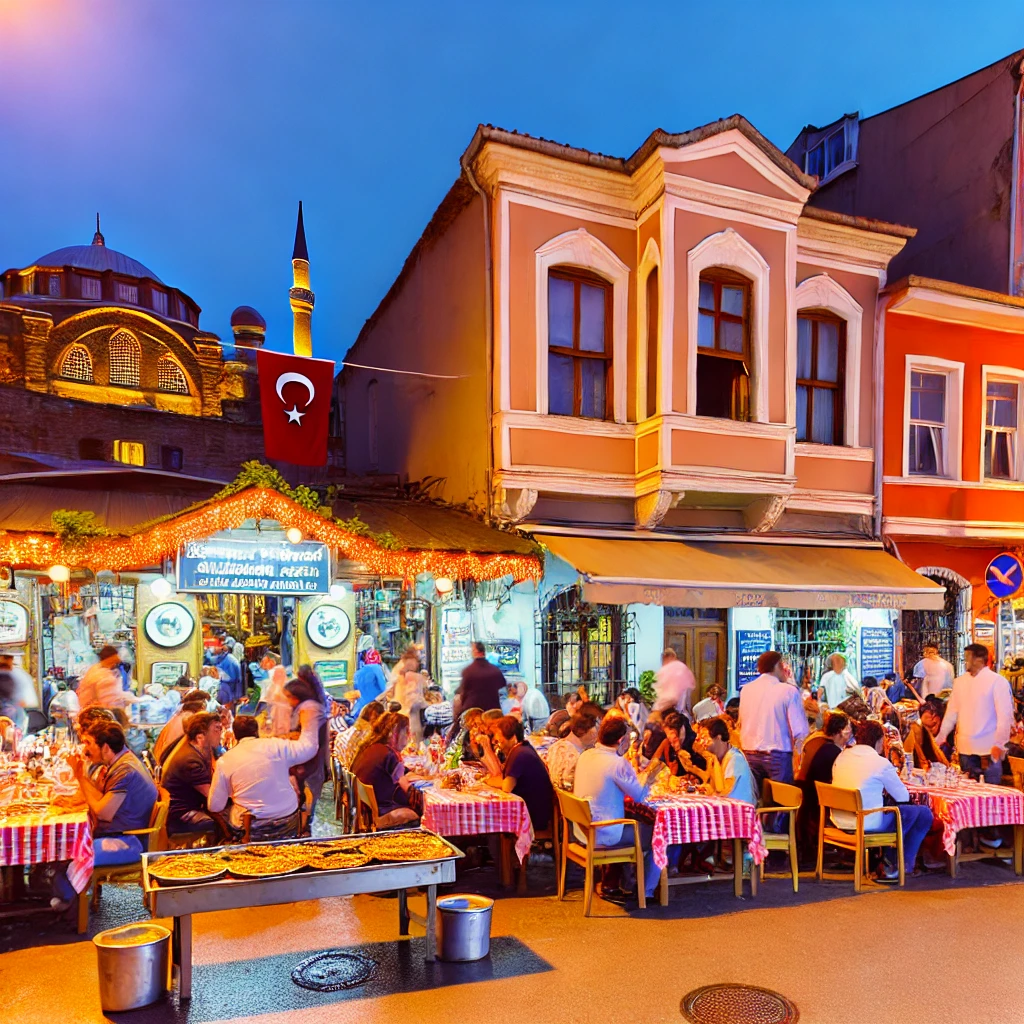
[696,268,751,421]
[60,345,93,382]
[108,330,141,387]
[157,355,189,394]
[644,266,659,419]
[796,311,844,445]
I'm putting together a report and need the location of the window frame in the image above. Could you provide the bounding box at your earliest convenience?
[546,267,613,420]
[157,356,190,395]
[980,365,1024,483]
[79,275,101,300]
[60,345,94,383]
[795,310,846,446]
[112,440,145,467]
[902,356,963,481]
[695,268,752,423]
[108,329,141,388]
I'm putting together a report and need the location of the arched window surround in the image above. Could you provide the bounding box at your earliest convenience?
[60,344,93,382]
[108,329,141,388]
[157,354,190,395]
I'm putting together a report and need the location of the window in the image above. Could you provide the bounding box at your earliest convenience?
[160,445,183,472]
[157,356,189,394]
[547,269,612,419]
[151,287,168,315]
[60,345,93,382]
[696,270,750,421]
[48,274,61,297]
[801,117,858,184]
[908,371,947,475]
[985,379,1020,479]
[775,609,848,684]
[116,281,138,304]
[80,276,101,300]
[112,440,144,466]
[78,438,105,461]
[796,313,844,445]
[108,330,141,387]
[175,296,190,322]
[645,268,659,419]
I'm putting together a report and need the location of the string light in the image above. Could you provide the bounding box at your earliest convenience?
[0,487,542,583]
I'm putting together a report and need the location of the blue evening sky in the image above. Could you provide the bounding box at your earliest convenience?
[0,1,1020,365]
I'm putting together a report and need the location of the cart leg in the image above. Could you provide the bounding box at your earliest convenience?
[733,840,743,898]
[172,914,193,1001]
[425,884,437,962]
[397,887,410,936]
[658,867,668,907]
[1015,825,1023,877]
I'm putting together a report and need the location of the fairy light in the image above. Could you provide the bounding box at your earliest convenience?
[0,488,542,583]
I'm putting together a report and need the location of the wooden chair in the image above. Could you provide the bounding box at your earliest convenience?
[555,789,645,916]
[238,785,312,843]
[331,757,347,825]
[1009,755,1024,791]
[78,791,171,932]
[815,782,904,892]
[355,778,380,832]
[753,779,802,894]
[512,795,561,895]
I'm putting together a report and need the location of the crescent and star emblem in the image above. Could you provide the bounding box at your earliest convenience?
[275,371,316,424]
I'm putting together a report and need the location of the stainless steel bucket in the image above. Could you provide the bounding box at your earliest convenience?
[435,894,494,961]
[94,922,171,1012]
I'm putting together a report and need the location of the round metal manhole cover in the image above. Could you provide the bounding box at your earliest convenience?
[681,984,799,1024]
[291,950,376,992]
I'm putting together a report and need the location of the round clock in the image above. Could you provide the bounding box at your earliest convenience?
[305,604,351,650]
[144,602,196,649]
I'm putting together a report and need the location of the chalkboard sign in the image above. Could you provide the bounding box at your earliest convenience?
[860,627,894,680]
[736,629,772,689]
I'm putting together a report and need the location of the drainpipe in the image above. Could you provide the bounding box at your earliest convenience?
[460,153,495,524]
[872,293,889,541]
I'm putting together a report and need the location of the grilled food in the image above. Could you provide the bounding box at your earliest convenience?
[359,833,453,862]
[149,854,227,881]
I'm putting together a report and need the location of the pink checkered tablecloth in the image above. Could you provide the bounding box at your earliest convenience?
[637,794,767,870]
[416,784,534,863]
[907,782,1024,857]
[0,810,95,893]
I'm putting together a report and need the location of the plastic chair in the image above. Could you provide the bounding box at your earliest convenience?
[815,781,904,892]
[555,789,645,916]
[753,779,802,893]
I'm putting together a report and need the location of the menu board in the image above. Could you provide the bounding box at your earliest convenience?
[177,538,329,595]
[736,629,772,690]
[860,626,895,680]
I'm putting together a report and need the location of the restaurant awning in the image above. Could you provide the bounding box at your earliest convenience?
[536,534,945,610]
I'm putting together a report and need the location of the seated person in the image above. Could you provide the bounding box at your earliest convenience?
[831,719,933,881]
[153,689,209,766]
[421,687,454,741]
[905,701,950,769]
[208,710,319,839]
[329,699,353,735]
[650,711,707,776]
[520,683,551,734]
[162,711,223,835]
[691,685,726,724]
[350,711,421,829]
[483,717,554,831]
[53,720,157,906]
[701,717,756,805]
[334,701,384,767]
[798,711,852,861]
[884,672,909,704]
[544,709,571,738]
[546,713,599,792]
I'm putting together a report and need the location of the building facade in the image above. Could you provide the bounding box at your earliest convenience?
[338,117,941,701]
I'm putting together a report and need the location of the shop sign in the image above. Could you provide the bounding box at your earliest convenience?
[0,599,29,644]
[985,553,1023,599]
[177,538,330,595]
[305,604,351,649]
[144,603,196,649]
[151,661,189,686]
[314,660,349,685]
[736,629,772,689]
[859,626,894,679]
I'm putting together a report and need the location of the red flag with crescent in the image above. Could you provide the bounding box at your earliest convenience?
[256,350,336,466]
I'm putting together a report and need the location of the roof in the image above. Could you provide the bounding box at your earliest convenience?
[230,305,266,329]
[330,497,538,556]
[801,205,917,240]
[292,201,309,262]
[882,274,1024,308]
[31,243,162,283]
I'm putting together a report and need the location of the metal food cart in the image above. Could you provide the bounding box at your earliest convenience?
[142,830,462,1000]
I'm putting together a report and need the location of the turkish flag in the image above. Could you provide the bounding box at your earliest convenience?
[257,350,336,466]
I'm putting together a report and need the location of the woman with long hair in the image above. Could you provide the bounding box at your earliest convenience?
[350,711,420,829]
[284,675,329,826]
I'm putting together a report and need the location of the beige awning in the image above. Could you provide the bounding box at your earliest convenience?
[538,535,945,610]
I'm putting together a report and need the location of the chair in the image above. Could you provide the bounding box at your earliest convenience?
[753,780,802,894]
[511,795,561,895]
[355,778,380,832]
[78,791,171,932]
[331,756,347,825]
[1009,756,1024,791]
[815,782,904,892]
[238,785,311,844]
[555,789,645,916]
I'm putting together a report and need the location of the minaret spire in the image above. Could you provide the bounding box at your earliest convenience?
[92,213,105,247]
[288,201,314,357]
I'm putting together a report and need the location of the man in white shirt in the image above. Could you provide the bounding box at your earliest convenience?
[913,644,955,698]
[573,716,663,904]
[209,710,318,837]
[831,719,933,880]
[653,648,696,717]
[520,684,551,734]
[546,713,598,791]
[817,653,860,708]
[739,651,809,797]
[937,643,1013,784]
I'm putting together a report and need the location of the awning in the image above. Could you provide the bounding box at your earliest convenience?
[537,534,945,610]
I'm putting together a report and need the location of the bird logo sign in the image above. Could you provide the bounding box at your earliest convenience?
[985,553,1023,599]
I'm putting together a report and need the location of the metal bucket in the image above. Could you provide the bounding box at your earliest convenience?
[94,922,171,1012]
[435,894,494,962]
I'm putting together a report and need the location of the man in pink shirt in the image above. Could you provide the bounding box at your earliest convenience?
[76,646,135,725]
[653,648,696,718]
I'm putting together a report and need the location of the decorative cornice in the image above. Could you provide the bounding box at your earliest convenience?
[797,214,909,268]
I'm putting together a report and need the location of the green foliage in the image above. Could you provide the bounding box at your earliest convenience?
[51,509,109,545]
[213,461,328,515]
[336,515,401,550]
[638,669,656,706]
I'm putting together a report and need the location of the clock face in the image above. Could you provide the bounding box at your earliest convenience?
[0,600,28,644]
[144,602,196,649]
[305,604,351,650]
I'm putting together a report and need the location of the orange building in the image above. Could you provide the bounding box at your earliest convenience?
[338,117,943,701]
[880,277,1024,670]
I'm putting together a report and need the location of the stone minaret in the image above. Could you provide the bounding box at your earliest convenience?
[289,201,314,357]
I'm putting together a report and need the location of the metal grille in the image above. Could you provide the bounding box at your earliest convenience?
[535,586,634,706]
[774,609,845,686]
[291,950,376,991]
[681,983,799,1023]
[900,572,968,675]
[109,329,141,387]
[157,356,190,394]
[60,345,93,382]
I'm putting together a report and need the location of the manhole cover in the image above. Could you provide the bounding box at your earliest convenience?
[291,950,376,992]
[681,984,799,1024]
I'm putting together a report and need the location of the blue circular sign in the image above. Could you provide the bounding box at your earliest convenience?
[986,553,1023,599]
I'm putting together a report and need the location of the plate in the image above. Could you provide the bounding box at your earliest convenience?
[148,856,228,885]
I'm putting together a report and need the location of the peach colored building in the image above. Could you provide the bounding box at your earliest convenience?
[338,117,943,701]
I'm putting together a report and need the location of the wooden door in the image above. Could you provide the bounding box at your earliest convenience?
[664,624,726,701]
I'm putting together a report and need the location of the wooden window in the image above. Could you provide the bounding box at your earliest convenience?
[80,275,101,300]
[645,268,659,419]
[116,281,138,304]
[112,440,144,466]
[908,371,947,475]
[48,274,61,297]
[151,287,168,315]
[547,269,612,419]
[796,312,845,445]
[60,345,93,382]
[696,269,750,421]
[157,356,189,394]
[985,379,1019,480]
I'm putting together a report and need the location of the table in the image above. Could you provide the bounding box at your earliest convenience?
[907,781,1024,877]
[143,831,461,1001]
[0,808,94,893]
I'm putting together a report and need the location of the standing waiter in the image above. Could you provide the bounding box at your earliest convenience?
[453,642,505,718]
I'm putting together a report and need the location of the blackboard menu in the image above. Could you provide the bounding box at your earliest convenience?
[736,629,772,689]
[860,626,894,680]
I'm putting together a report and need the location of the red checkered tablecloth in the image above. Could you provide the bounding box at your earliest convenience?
[637,794,766,870]
[907,782,1024,857]
[415,784,534,863]
[0,810,94,893]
